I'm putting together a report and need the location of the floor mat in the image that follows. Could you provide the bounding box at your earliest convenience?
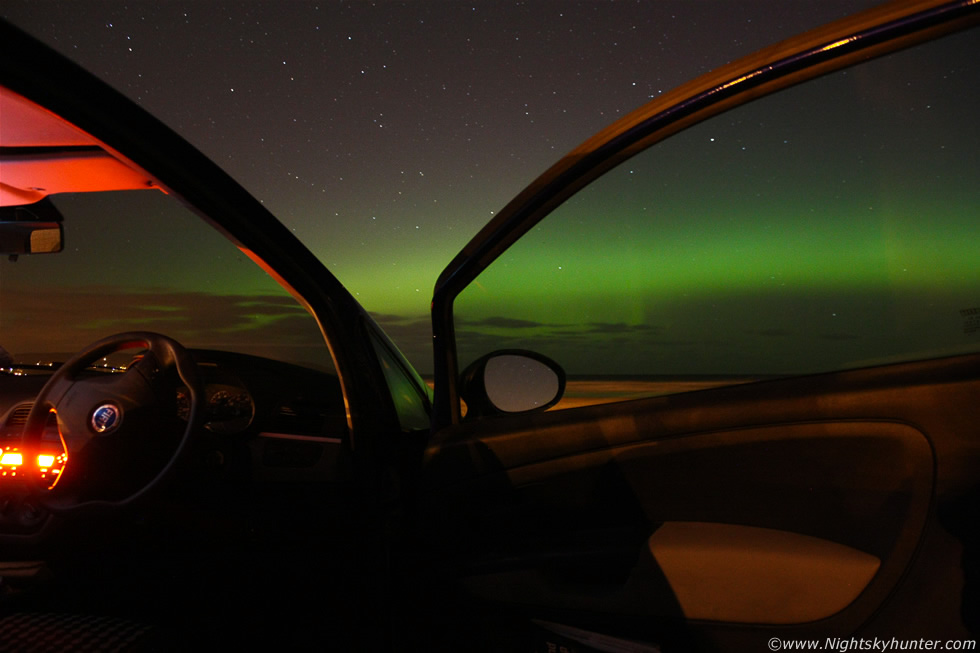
[0,612,154,652]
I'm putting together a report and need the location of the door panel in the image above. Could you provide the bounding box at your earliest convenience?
[418,354,979,648]
[464,521,882,625]
[645,522,880,624]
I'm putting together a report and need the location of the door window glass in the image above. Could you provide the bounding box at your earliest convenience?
[454,28,978,409]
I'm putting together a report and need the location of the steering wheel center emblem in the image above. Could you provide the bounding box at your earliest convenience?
[91,404,122,434]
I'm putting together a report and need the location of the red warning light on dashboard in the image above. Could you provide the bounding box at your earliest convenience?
[1,446,25,476]
[1,445,67,487]
[1,450,23,465]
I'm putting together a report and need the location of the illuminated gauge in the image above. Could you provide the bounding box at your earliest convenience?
[206,389,254,434]
[209,390,246,419]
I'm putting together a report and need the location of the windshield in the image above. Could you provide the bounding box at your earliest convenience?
[0,187,333,373]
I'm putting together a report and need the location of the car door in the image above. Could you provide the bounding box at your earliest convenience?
[415,1,980,650]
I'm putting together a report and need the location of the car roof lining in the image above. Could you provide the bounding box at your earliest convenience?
[0,86,162,206]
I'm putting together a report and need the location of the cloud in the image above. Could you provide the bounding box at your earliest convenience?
[819,332,861,341]
[749,328,793,338]
[586,321,661,334]
[368,312,432,368]
[457,316,548,329]
[2,286,326,364]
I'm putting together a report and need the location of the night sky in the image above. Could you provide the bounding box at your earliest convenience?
[2,1,882,314]
[3,1,977,376]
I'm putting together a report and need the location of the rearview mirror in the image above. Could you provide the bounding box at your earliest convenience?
[0,220,63,255]
[0,199,64,256]
[459,350,565,419]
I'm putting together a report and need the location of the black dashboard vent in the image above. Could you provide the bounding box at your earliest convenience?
[6,403,32,428]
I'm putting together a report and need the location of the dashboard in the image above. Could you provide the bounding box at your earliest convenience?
[0,346,351,545]
[0,348,349,466]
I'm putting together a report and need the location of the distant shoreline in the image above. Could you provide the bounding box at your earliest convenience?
[421,374,768,409]
[556,376,764,409]
[564,374,767,382]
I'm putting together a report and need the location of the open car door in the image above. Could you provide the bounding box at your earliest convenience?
[417,1,980,650]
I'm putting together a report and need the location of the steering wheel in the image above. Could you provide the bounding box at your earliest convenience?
[21,332,203,513]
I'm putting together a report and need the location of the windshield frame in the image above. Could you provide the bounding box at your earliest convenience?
[0,20,415,445]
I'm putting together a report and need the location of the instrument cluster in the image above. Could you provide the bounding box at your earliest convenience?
[176,366,255,435]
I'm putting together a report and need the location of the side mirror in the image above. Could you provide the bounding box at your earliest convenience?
[459,350,565,419]
[0,199,64,256]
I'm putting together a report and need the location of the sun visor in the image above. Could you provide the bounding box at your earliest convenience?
[0,87,162,206]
